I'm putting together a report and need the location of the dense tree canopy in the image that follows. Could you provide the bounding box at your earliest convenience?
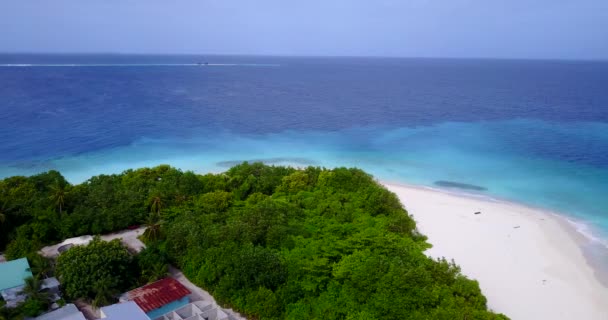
[0,163,508,319]
[0,165,205,257]
[55,237,136,304]
[157,164,507,319]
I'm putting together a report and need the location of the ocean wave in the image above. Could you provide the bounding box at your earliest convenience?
[564,217,608,249]
[0,64,33,67]
[216,157,318,168]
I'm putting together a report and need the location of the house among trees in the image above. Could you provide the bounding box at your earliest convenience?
[114,278,229,320]
[152,300,229,320]
[0,258,33,307]
[118,278,191,319]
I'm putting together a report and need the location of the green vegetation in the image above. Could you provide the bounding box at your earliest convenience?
[0,163,508,319]
[136,242,170,284]
[55,237,136,306]
[0,305,21,320]
[19,276,52,317]
[0,165,203,257]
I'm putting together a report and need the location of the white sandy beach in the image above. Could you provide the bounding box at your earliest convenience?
[383,183,608,320]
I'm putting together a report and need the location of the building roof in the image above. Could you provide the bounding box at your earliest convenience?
[41,277,60,290]
[100,301,150,320]
[122,278,191,313]
[35,304,86,320]
[0,257,33,291]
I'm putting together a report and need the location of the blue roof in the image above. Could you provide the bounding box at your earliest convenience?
[100,301,150,320]
[0,258,33,291]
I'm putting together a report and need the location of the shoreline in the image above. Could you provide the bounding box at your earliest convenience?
[385,179,608,251]
[381,181,608,320]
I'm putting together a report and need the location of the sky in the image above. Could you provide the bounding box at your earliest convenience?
[1,0,607,60]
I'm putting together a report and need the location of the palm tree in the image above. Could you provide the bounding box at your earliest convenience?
[20,276,52,307]
[91,278,118,308]
[144,196,163,241]
[144,212,162,241]
[29,254,52,279]
[49,181,66,214]
[150,196,162,216]
[143,262,168,283]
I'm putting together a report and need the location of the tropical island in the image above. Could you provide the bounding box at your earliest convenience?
[0,163,507,319]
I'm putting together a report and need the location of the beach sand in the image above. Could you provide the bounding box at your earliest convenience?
[383,183,608,320]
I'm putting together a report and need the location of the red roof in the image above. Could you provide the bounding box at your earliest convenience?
[125,278,191,313]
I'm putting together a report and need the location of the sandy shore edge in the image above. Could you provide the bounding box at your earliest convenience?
[381,181,608,320]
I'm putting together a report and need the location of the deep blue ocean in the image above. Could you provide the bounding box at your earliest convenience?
[1,54,608,247]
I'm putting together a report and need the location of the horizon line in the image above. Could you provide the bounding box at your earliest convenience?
[0,51,606,63]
